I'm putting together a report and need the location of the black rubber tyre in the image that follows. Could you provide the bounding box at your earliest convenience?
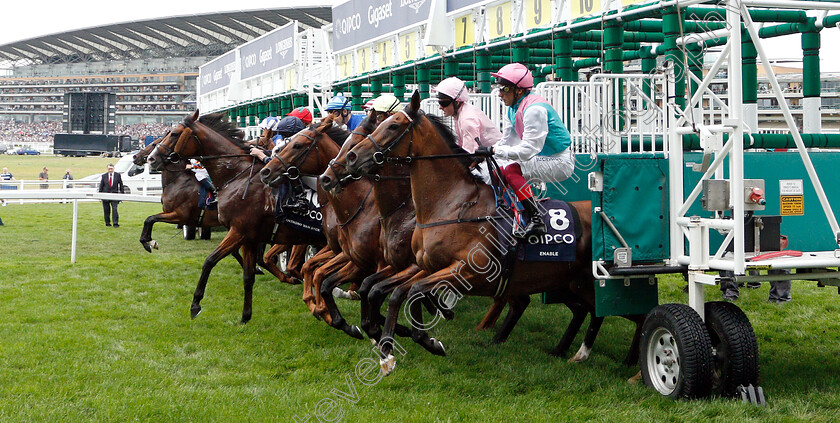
[704,301,760,397]
[198,226,212,240]
[640,303,714,399]
[182,225,196,240]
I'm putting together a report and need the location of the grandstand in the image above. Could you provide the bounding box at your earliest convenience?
[0,7,331,146]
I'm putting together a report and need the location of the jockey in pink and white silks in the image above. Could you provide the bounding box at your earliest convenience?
[474,63,575,238]
[435,76,501,153]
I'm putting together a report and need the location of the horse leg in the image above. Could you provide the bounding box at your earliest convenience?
[367,266,424,341]
[261,244,297,284]
[476,297,507,330]
[191,231,245,319]
[320,262,366,339]
[358,265,396,341]
[549,300,589,357]
[301,246,334,314]
[490,295,531,344]
[240,243,258,323]
[312,252,351,324]
[570,312,604,363]
[285,244,308,283]
[139,211,179,252]
[379,271,428,361]
[621,314,647,366]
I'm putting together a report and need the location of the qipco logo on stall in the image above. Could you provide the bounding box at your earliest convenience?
[337,13,362,36]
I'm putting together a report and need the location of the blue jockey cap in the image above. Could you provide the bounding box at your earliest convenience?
[325,94,352,111]
[276,116,306,138]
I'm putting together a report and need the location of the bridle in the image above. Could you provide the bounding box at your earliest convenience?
[270,129,324,181]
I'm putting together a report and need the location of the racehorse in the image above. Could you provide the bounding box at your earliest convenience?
[141,131,300,284]
[326,91,644,373]
[316,114,496,342]
[259,116,383,339]
[173,111,325,323]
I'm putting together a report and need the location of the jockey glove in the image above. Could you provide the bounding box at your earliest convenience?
[474,146,494,157]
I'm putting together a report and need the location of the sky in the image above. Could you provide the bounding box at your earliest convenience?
[0,1,838,72]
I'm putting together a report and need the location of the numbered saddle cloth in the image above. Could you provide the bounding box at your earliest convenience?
[517,199,579,262]
[275,179,323,236]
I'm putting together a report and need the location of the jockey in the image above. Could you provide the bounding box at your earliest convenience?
[363,98,375,114]
[324,94,364,131]
[368,94,401,124]
[187,159,216,207]
[475,63,575,238]
[249,116,306,165]
[286,107,313,126]
[435,76,501,153]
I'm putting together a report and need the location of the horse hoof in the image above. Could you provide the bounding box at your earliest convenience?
[349,325,364,340]
[440,309,455,320]
[150,240,159,250]
[348,290,361,301]
[569,344,592,363]
[627,371,643,385]
[332,287,348,299]
[380,355,396,375]
[141,242,152,253]
[312,311,323,321]
[255,267,265,276]
[190,306,202,319]
[431,338,446,356]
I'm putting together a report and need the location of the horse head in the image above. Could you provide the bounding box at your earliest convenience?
[147,127,185,171]
[339,91,421,179]
[319,114,382,193]
[134,132,168,166]
[259,115,338,187]
[256,127,276,151]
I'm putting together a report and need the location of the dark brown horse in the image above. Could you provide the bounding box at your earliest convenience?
[327,91,644,374]
[173,111,324,323]
[141,130,302,284]
[259,116,383,339]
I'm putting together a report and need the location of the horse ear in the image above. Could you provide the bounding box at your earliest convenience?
[319,114,334,130]
[186,110,199,124]
[410,90,420,113]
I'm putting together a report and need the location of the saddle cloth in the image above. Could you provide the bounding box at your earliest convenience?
[493,198,579,262]
[274,179,323,236]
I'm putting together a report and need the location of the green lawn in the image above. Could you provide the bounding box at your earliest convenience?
[1,154,117,182]
[1,202,840,422]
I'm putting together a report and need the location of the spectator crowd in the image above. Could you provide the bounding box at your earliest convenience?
[0,120,173,145]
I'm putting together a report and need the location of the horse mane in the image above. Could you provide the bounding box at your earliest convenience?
[424,113,473,170]
[309,122,350,146]
[197,113,247,148]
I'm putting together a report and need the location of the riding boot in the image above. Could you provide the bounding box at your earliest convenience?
[517,197,546,238]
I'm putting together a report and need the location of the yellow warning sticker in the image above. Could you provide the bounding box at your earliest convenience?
[780,195,804,216]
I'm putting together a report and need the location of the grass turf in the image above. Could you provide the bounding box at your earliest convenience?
[1,201,840,422]
[1,154,119,182]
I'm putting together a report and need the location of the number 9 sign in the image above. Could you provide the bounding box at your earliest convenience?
[526,0,551,30]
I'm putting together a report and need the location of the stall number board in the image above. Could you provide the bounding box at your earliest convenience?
[487,2,512,39]
[572,0,601,18]
[339,53,353,79]
[526,0,551,30]
[400,32,417,62]
[357,47,373,74]
[455,13,475,48]
[780,179,804,216]
[378,40,393,69]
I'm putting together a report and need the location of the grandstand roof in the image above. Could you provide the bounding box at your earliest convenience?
[0,7,332,66]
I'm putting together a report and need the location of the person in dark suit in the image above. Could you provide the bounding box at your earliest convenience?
[98,163,125,227]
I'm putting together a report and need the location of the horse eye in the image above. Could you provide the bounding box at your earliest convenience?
[291,142,304,149]
[388,124,399,131]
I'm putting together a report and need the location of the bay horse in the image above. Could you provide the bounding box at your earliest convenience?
[259,116,385,339]
[173,111,325,323]
[142,130,298,284]
[330,91,644,373]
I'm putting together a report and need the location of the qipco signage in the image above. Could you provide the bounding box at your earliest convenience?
[199,50,237,95]
[332,0,432,52]
[239,22,297,80]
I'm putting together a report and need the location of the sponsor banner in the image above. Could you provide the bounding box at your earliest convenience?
[198,51,236,95]
[332,0,432,52]
[240,22,297,81]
